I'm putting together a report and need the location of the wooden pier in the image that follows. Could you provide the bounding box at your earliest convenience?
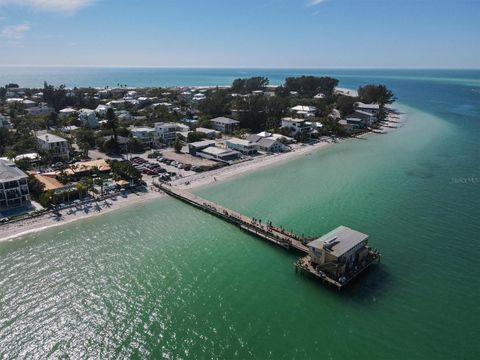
[155,182,380,289]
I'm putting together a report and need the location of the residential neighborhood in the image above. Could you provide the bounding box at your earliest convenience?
[0,77,397,221]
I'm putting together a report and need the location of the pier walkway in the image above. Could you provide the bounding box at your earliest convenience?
[154,181,380,289]
[156,182,310,253]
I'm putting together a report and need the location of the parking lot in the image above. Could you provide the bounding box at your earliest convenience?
[128,156,198,182]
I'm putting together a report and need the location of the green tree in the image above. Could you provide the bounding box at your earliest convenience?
[173,136,183,153]
[231,77,269,94]
[27,175,45,200]
[127,137,144,153]
[5,150,16,160]
[336,95,358,117]
[198,89,231,118]
[187,131,204,143]
[284,76,339,98]
[357,84,396,106]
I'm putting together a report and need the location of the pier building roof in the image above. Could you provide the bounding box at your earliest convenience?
[307,226,368,258]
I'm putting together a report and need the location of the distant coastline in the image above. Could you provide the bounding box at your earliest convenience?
[1,67,479,89]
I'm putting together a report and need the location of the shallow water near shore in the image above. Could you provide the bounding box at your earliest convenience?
[1,70,479,359]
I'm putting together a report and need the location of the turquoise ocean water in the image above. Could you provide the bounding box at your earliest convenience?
[0,69,479,359]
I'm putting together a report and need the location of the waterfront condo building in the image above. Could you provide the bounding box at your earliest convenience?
[0,159,31,214]
[36,133,70,161]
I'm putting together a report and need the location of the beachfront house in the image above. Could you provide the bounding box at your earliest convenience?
[247,135,289,153]
[281,117,312,136]
[307,226,371,279]
[130,127,156,147]
[78,109,99,128]
[36,133,70,161]
[225,138,257,155]
[352,110,377,126]
[0,159,31,214]
[209,117,240,134]
[343,117,365,129]
[338,120,355,132]
[356,102,380,115]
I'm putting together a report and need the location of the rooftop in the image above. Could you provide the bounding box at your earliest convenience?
[189,140,216,148]
[226,138,253,146]
[37,133,67,143]
[0,160,28,182]
[210,117,240,125]
[308,226,368,258]
[355,110,376,116]
[130,127,156,132]
[291,105,316,112]
[282,117,306,123]
[196,127,219,134]
[356,102,380,110]
[202,146,239,157]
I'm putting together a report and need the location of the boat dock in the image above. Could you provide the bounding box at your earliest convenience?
[154,182,380,289]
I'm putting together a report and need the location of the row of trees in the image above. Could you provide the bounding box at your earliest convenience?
[278,76,339,98]
[231,77,269,94]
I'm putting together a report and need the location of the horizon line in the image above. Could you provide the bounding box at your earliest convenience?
[0,64,479,70]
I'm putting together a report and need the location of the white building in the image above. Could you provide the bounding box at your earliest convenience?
[290,105,317,118]
[22,99,37,108]
[59,108,77,119]
[78,109,99,128]
[95,104,112,117]
[246,134,289,153]
[154,122,189,145]
[36,133,69,161]
[225,138,257,155]
[281,117,312,136]
[192,93,207,101]
[0,159,31,214]
[130,127,156,146]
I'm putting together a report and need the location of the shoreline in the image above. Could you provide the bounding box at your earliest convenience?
[0,140,335,243]
[0,113,407,244]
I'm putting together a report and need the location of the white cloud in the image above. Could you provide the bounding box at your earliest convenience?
[307,0,328,6]
[0,0,95,13]
[1,22,31,39]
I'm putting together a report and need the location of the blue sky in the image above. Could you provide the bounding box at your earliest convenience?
[0,0,478,68]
